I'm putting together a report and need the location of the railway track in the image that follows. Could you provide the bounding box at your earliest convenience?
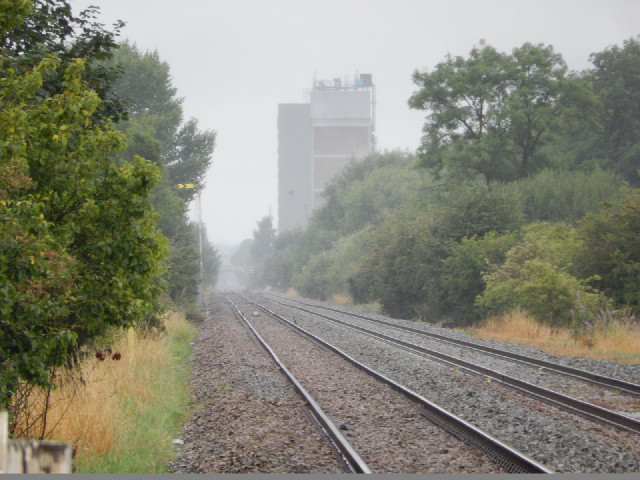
[241,291,640,473]
[263,293,640,396]
[258,292,640,434]
[224,294,370,473]
[224,293,551,474]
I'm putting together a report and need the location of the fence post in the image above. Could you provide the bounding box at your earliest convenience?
[0,411,72,473]
[0,411,7,473]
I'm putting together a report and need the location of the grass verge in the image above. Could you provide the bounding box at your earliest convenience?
[11,312,198,473]
[465,309,640,364]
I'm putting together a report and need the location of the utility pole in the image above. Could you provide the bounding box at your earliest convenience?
[197,186,204,310]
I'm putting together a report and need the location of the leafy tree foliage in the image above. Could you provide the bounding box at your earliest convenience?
[506,43,569,175]
[316,150,423,236]
[109,42,215,203]
[408,46,512,181]
[504,168,621,224]
[0,38,165,408]
[357,209,438,319]
[576,186,640,313]
[261,229,301,290]
[292,250,334,300]
[106,41,217,306]
[357,183,524,320]
[409,43,590,182]
[250,216,275,289]
[230,238,253,287]
[588,37,640,185]
[1,1,217,412]
[442,231,520,323]
[297,151,424,267]
[1,0,126,122]
[432,182,524,241]
[476,223,605,327]
[255,38,638,332]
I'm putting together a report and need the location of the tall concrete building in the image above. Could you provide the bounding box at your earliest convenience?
[278,74,375,232]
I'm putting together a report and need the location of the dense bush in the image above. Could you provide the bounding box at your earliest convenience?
[292,250,334,300]
[576,186,640,314]
[441,231,520,323]
[505,168,621,223]
[433,182,525,241]
[476,223,607,327]
[0,2,216,413]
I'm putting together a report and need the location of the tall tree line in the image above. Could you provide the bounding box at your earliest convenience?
[107,41,220,308]
[256,39,640,333]
[0,0,218,412]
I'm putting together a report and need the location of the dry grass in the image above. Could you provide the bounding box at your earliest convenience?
[466,309,640,363]
[10,312,197,470]
[331,293,351,305]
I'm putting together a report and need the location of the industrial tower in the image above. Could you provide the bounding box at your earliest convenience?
[278,73,375,232]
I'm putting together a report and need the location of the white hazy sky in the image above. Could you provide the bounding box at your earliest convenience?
[68,0,639,246]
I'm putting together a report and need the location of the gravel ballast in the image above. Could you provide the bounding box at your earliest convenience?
[168,299,349,473]
[170,292,640,474]
[255,292,640,473]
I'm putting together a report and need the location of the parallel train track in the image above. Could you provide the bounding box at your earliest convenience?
[259,292,640,434]
[225,293,553,473]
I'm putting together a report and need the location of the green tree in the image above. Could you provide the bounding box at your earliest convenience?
[109,43,182,145]
[408,45,512,182]
[477,222,605,327]
[505,43,568,175]
[409,42,583,182]
[576,186,640,313]
[292,250,334,300]
[108,42,215,203]
[106,41,217,305]
[315,150,422,235]
[261,229,301,290]
[325,227,377,298]
[588,37,640,185]
[0,51,165,409]
[504,168,622,224]
[442,231,520,323]
[231,238,253,287]
[273,151,425,296]
[344,208,438,319]
[250,216,275,288]
[1,0,126,122]
[433,181,524,242]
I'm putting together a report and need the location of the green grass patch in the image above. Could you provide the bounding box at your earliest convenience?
[74,315,197,473]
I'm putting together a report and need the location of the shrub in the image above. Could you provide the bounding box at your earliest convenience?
[442,231,520,324]
[576,186,640,314]
[476,222,608,327]
[506,168,621,223]
[292,250,335,301]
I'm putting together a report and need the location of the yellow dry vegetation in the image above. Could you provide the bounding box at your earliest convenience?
[468,309,640,363]
[11,312,191,461]
[331,293,351,305]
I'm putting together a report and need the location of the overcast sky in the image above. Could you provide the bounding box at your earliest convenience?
[68,0,639,246]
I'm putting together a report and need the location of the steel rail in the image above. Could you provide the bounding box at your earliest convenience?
[223,295,372,474]
[259,293,640,435]
[238,294,553,474]
[262,292,640,397]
